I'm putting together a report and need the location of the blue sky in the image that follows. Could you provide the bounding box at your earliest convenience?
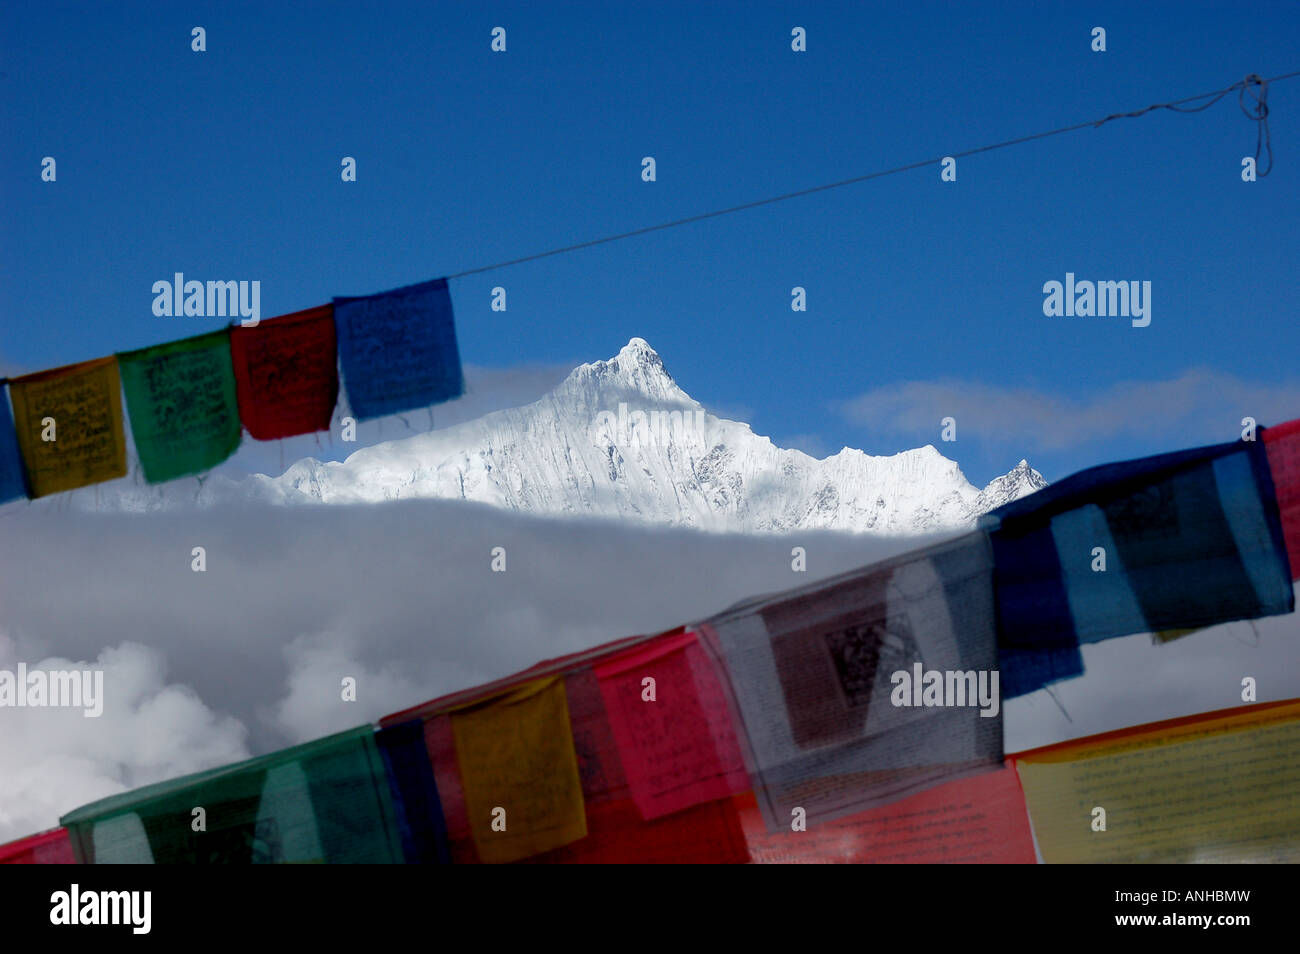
[3,1,1298,486]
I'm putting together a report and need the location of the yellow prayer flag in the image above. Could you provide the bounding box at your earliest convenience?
[8,357,127,497]
[1015,700,1300,862]
[450,676,587,863]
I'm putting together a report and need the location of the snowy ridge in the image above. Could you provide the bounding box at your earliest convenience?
[85,338,1047,534]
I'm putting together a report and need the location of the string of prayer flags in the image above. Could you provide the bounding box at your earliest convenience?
[60,725,404,864]
[0,827,76,864]
[447,676,587,863]
[1263,417,1300,579]
[517,667,750,863]
[700,530,1003,832]
[374,720,451,864]
[7,357,127,497]
[0,388,28,503]
[736,762,1037,864]
[1013,699,1300,863]
[229,304,339,440]
[593,629,749,820]
[333,277,464,421]
[989,439,1294,697]
[117,330,242,483]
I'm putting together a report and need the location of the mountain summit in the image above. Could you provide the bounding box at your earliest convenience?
[91,338,1046,534]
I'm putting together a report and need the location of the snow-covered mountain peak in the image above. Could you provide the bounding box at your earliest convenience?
[77,338,1046,534]
[555,336,691,408]
[972,459,1049,514]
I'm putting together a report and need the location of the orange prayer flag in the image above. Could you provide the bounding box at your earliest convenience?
[449,676,587,863]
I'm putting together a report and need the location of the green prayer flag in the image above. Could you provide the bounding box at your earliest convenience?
[60,726,404,864]
[117,330,242,483]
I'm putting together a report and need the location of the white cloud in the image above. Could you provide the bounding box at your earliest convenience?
[270,628,430,743]
[1005,614,1300,752]
[838,368,1300,450]
[0,636,249,843]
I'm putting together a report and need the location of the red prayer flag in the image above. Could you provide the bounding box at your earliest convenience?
[594,630,750,820]
[229,304,338,440]
[736,762,1037,863]
[521,796,750,864]
[0,827,76,864]
[517,667,749,862]
[423,712,480,864]
[1264,418,1300,580]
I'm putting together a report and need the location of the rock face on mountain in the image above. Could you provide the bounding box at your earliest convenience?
[82,338,1047,533]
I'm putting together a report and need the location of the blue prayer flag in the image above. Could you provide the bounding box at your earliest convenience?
[375,720,451,864]
[334,277,464,421]
[988,439,1293,698]
[0,387,28,504]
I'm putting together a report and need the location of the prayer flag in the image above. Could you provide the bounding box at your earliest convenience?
[0,387,28,503]
[594,630,749,820]
[421,713,479,864]
[229,304,339,440]
[0,828,76,864]
[989,439,1293,697]
[737,762,1036,863]
[8,357,127,497]
[1263,418,1300,579]
[375,720,451,864]
[448,676,587,863]
[700,530,1003,832]
[117,330,242,483]
[1014,699,1300,863]
[333,277,464,421]
[61,726,403,864]
[997,644,1083,701]
[519,668,750,863]
[523,796,750,864]
[379,636,660,863]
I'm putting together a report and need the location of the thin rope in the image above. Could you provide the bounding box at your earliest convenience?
[1239,75,1273,175]
[1042,683,1074,723]
[446,71,1299,281]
